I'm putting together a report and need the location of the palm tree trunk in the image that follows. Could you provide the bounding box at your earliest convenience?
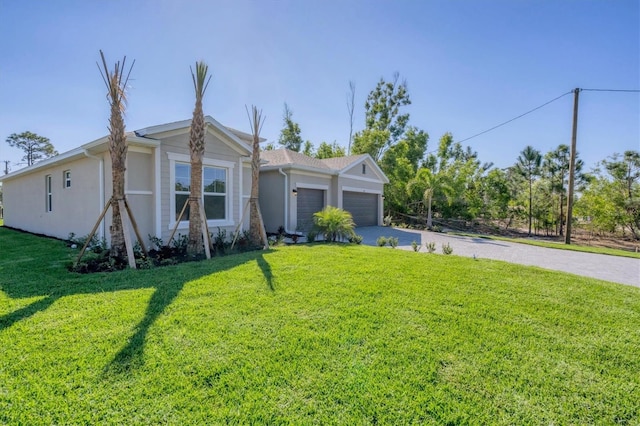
[528,178,533,236]
[187,158,204,255]
[109,101,127,258]
[426,193,433,229]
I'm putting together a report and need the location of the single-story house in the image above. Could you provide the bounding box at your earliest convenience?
[0,116,388,245]
[259,149,388,233]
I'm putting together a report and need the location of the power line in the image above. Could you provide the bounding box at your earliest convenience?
[582,88,640,93]
[456,90,574,144]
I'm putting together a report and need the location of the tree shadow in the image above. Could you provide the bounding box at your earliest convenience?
[256,253,274,291]
[0,295,58,330]
[0,227,277,374]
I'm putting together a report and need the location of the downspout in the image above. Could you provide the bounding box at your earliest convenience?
[83,150,105,240]
[278,168,296,234]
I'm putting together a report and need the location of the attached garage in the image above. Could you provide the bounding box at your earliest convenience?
[259,149,388,233]
[296,188,325,231]
[343,191,379,227]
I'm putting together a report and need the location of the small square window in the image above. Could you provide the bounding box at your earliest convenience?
[64,170,71,188]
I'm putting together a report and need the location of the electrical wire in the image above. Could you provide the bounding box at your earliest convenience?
[582,88,640,93]
[455,90,574,144]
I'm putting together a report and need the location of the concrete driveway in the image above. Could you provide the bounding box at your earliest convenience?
[356,226,640,288]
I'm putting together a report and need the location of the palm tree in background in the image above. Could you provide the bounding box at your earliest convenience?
[407,168,452,229]
[516,145,542,236]
[97,50,134,259]
[187,62,212,256]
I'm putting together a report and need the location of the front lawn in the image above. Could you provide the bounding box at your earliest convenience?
[1,227,639,424]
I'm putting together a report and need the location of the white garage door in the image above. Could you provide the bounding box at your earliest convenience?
[343,191,378,227]
[297,188,324,231]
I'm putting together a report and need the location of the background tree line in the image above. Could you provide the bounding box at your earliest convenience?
[275,74,639,240]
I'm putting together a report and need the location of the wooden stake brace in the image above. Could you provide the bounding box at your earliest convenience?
[74,195,146,269]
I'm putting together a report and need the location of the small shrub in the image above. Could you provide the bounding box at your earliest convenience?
[306,230,317,243]
[383,215,393,227]
[388,237,399,248]
[148,234,164,251]
[213,227,228,255]
[171,233,189,254]
[426,242,436,253]
[348,234,363,245]
[442,243,453,255]
[376,236,388,247]
[411,241,421,252]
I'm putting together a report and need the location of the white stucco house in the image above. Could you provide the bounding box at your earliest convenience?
[0,117,388,245]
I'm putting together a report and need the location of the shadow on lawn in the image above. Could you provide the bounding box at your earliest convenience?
[0,227,275,374]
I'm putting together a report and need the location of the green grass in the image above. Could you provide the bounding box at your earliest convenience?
[450,231,640,259]
[1,227,639,424]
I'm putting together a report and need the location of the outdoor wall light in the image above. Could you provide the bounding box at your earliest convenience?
[292,188,298,196]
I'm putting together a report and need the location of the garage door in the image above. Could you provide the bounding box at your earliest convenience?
[343,191,378,227]
[297,188,325,231]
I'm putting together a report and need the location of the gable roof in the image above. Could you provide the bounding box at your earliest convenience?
[136,115,258,154]
[260,148,389,183]
[0,116,257,182]
[0,132,159,182]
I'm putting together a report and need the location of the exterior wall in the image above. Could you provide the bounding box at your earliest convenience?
[241,163,252,230]
[158,127,245,244]
[258,170,285,233]
[125,149,155,244]
[3,156,101,240]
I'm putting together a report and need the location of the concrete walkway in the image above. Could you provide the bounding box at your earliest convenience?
[356,226,640,288]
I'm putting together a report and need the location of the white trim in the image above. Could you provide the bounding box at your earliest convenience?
[63,170,71,189]
[338,174,385,184]
[341,186,383,195]
[167,153,235,230]
[154,146,161,239]
[125,190,153,196]
[167,152,236,169]
[295,182,330,191]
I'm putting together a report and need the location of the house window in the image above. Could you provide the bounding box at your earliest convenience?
[362,164,367,174]
[45,175,52,212]
[174,162,227,221]
[63,170,71,188]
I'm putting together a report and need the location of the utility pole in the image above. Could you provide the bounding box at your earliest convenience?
[3,160,9,175]
[564,88,581,245]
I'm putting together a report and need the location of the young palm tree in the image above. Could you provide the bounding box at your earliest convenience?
[516,145,542,236]
[97,50,134,259]
[187,61,211,256]
[407,167,452,229]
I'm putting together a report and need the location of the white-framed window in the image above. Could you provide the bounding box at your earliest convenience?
[45,174,52,212]
[63,170,71,188]
[168,152,234,228]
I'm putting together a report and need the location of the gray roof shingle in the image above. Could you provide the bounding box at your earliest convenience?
[261,148,365,172]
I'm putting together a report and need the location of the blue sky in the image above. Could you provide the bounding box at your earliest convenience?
[1,0,638,173]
